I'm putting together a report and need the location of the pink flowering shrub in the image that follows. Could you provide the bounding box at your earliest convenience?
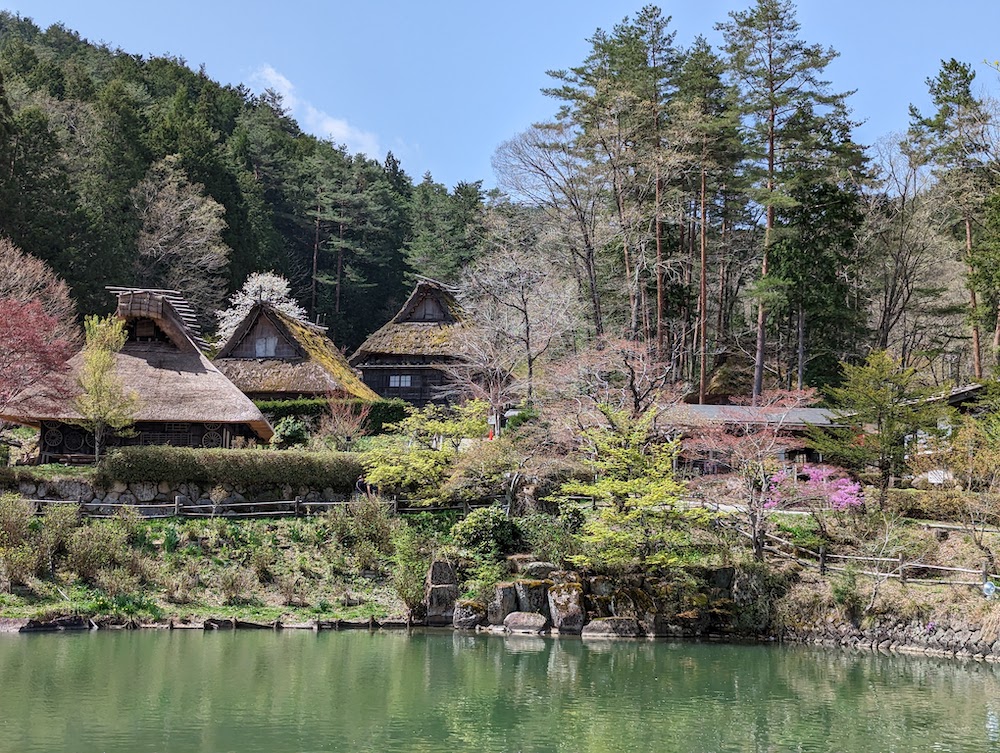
[765,464,863,511]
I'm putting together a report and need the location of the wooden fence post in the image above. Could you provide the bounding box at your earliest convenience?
[819,546,827,575]
[984,560,991,586]
[899,555,906,584]
[174,495,181,517]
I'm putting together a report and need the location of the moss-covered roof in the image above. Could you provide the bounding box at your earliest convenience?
[214,304,378,401]
[349,279,466,364]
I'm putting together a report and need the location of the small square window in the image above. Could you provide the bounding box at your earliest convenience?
[388,375,411,388]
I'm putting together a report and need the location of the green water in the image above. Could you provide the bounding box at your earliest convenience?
[1,630,999,753]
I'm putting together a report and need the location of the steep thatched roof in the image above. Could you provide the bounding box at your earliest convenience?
[1,289,272,440]
[349,279,466,365]
[214,304,378,400]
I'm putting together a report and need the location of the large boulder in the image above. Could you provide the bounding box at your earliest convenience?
[520,561,559,579]
[487,583,518,625]
[515,579,552,619]
[453,601,487,630]
[547,583,585,634]
[581,617,644,639]
[503,611,549,634]
[423,560,459,627]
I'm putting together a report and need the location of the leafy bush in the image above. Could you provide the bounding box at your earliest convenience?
[517,513,580,565]
[884,489,971,523]
[460,560,508,603]
[451,506,521,559]
[216,568,256,605]
[831,568,864,620]
[270,416,309,449]
[439,437,520,503]
[254,398,407,434]
[324,496,395,553]
[97,446,362,496]
[0,494,33,548]
[0,545,39,589]
[67,524,128,583]
[390,526,430,612]
[360,437,454,499]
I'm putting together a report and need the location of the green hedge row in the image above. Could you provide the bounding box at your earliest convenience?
[96,446,363,494]
[253,398,409,434]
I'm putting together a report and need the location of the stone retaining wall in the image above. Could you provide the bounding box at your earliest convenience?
[11,478,346,508]
[783,617,1000,660]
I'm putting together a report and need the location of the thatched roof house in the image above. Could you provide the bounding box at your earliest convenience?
[349,278,465,406]
[214,303,377,402]
[1,288,272,462]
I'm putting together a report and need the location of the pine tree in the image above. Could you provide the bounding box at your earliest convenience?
[717,0,851,399]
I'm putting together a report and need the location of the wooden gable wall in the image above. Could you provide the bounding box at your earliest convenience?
[228,314,300,359]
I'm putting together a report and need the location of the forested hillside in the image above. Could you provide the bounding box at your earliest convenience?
[0,12,485,349]
[2,1,1000,396]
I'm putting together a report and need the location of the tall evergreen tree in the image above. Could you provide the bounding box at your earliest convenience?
[718,0,851,399]
[909,59,996,378]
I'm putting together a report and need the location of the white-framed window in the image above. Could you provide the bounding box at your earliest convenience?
[388,375,411,388]
[255,336,277,357]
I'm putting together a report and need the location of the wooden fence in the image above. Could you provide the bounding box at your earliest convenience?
[21,494,506,520]
[736,525,999,589]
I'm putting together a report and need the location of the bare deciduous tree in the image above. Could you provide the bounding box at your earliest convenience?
[131,156,231,321]
[0,237,78,343]
[455,205,580,412]
[493,125,609,336]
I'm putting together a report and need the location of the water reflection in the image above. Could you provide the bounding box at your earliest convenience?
[0,630,999,752]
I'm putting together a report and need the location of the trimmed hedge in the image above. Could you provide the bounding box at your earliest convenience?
[253,398,409,434]
[96,446,363,495]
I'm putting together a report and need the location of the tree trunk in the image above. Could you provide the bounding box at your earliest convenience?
[967,214,983,380]
[796,302,806,391]
[699,163,708,404]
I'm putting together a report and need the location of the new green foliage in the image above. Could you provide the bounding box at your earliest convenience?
[73,315,139,459]
[557,405,708,571]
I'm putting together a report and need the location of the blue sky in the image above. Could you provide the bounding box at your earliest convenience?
[4,1,1000,190]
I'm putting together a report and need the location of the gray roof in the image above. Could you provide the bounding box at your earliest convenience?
[661,404,839,428]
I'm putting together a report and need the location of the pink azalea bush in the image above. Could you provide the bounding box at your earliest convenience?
[765,464,863,510]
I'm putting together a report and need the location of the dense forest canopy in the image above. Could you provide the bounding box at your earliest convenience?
[3,1,1000,398]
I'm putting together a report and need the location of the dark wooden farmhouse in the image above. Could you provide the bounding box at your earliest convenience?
[1,288,273,463]
[349,279,465,406]
[213,303,378,402]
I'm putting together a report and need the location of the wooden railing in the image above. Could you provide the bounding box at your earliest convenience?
[20,494,505,520]
[731,524,999,588]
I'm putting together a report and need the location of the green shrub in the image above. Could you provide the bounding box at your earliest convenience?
[97,447,362,497]
[831,568,864,620]
[216,568,256,605]
[66,523,129,583]
[0,545,40,588]
[253,398,407,434]
[0,494,33,548]
[884,489,971,523]
[451,506,520,559]
[324,496,395,553]
[439,437,520,503]
[518,513,580,565]
[270,416,310,449]
[390,526,430,612]
[359,437,453,499]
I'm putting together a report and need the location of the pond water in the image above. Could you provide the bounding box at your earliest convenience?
[1,629,999,752]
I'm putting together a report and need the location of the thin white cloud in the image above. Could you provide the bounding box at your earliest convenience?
[251,65,381,158]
